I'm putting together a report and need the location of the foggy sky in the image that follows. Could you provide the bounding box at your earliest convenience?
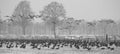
[0,0,120,22]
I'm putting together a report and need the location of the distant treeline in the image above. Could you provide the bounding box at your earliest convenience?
[0,1,120,38]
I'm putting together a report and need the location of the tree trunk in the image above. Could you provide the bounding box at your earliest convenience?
[22,25,26,35]
[106,34,108,42]
[0,28,1,34]
[53,23,56,38]
[6,23,8,34]
[0,24,1,34]
[32,24,34,36]
[69,29,72,35]
[68,25,72,36]
[113,36,116,42]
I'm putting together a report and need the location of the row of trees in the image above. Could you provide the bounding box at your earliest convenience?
[0,1,119,38]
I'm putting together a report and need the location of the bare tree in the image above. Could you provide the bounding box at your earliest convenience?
[99,19,115,42]
[0,11,2,34]
[41,2,66,38]
[60,18,75,35]
[87,22,96,36]
[11,0,34,35]
[2,18,13,34]
[73,20,82,35]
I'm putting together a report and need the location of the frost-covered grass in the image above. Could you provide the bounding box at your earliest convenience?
[0,47,120,54]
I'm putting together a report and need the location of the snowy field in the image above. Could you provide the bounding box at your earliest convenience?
[0,47,120,54]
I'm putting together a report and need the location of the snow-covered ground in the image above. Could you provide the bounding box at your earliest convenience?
[0,47,120,54]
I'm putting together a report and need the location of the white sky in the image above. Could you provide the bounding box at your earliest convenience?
[0,0,120,21]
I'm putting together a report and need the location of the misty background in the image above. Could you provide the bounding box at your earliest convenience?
[0,0,120,39]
